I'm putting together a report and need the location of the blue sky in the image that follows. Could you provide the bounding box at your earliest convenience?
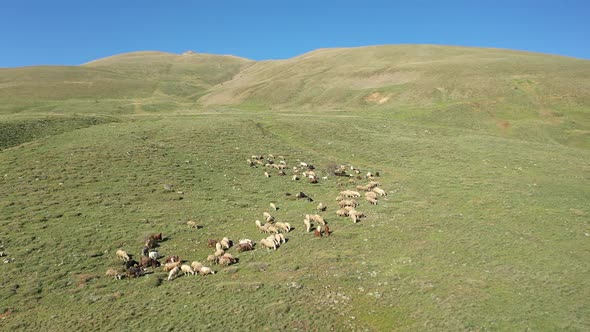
[1,0,589,67]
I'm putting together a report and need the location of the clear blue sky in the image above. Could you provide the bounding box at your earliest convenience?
[1,0,589,67]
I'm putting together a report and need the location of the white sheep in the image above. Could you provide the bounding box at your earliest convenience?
[266,235,279,246]
[181,264,195,276]
[307,214,325,225]
[270,203,277,211]
[292,175,299,181]
[366,196,378,205]
[198,266,215,275]
[207,255,218,264]
[264,171,270,178]
[214,248,225,258]
[339,199,358,208]
[167,266,181,281]
[368,181,381,189]
[263,212,274,222]
[186,220,199,229]
[191,261,203,272]
[255,220,266,233]
[336,209,349,217]
[220,237,231,250]
[274,233,286,244]
[239,239,253,245]
[349,209,366,223]
[260,238,277,250]
[275,222,291,233]
[163,261,181,272]
[372,187,387,196]
[365,191,378,199]
[339,190,361,198]
[116,249,130,261]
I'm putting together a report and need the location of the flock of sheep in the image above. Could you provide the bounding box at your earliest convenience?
[107,154,386,282]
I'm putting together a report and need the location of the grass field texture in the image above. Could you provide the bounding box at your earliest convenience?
[0,45,589,331]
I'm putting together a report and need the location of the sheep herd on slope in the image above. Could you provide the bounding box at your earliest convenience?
[106,154,387,282]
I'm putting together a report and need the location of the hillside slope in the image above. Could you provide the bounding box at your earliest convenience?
[1,45,588,147]
[202,45,590,110]
[0,51,253,114]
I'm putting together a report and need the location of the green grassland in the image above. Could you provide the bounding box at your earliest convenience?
[0,45,589,330]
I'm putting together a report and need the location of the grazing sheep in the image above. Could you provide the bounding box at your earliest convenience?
[220,237,232,250]
[247,159,255,167]
[270,203,277,211]
[366,196,378,205]
[255,220,266,233]
[260,238,277,250]
[275,222,291,233]
[339,190,361,198]
[372,187,387,196]
[303,218,312,232]
[207,239,218,248]
[292,175,299,181]
[365,191,378,199]
[307,214,326,225]
[339,199,359,208]
[239,239,253,245]
[116,249,130,262]
[207,255,219,264]
[218,253,237,266]
[309,177,318,184]
[349,209,366,223]
[266,224,279,234]
[278,171,286,176]
[167,266,181,281]
[148,251,160,260]
[198,266,215,275]
[191,261,203,272]
[214,248,225,258]
[274,233,286,244]
[181,264,195,276]
[141,246,149,257]
[367,181,381,189]
[237,242,254,252]
[356,184,371,191]
[263,212,274,222]
[264,172,270,178]
[317,202,327,211]
[266,235,279,246]
[336,209,349,217]
[105,268,124,280]
[314,226,322,237]
[300,162,308,167]
[187,220,199,229]
[163,261,182,272]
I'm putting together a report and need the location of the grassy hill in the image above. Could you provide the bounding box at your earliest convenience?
[0,45,589,330]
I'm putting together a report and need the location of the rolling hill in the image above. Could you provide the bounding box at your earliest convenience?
[0,45,589,331]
